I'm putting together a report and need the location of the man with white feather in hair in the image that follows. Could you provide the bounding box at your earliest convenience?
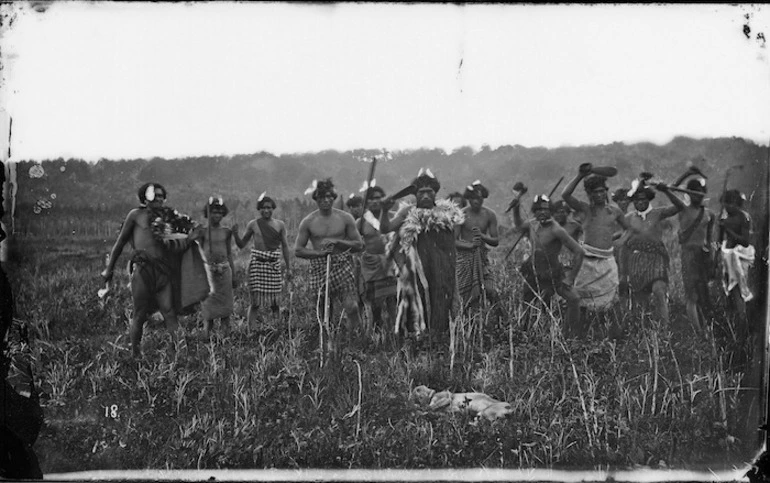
[672,166,715,334]
[233,192,292,330]
[380,169,464,343]
[455,180,502,317]
[623,175,686,326]
[354,181,398,335]
[295,179,364,343]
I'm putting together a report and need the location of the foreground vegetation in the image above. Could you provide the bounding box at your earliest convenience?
[6,234,765,473]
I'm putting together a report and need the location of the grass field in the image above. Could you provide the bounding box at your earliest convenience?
[4,230,767,473]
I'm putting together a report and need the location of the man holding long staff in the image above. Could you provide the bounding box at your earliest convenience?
[295,178,363,351]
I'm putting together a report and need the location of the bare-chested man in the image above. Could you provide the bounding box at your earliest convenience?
[623,181,685,325]
[562,164,629,313]
[551,200,583,274]
[672,170,715,333]
[295,179,363,343]
[455,181,500,312]
[188,198,236,338]
[233,194,291,328]
[718,189,754,324]
[101,182,182,357]
[512,195,585,336]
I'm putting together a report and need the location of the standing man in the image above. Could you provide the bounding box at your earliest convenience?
[624,181,685,325]
[380,169,464,342]
[101,182,183,358]
[551,199,583,275]
[455,180,500,313]
[233,194,291,329]
[511,195,585,336]
[673,174,715,333]
[189,197,236,338]
[718,189,754,324]
[358,185,398,333]
[295,179,363,344]
[562,164,628,315]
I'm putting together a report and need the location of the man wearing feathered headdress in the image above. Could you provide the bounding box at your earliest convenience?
[511,194,585,335]
[672,166,716,333]
[562,165,629,323]
[455,180,501,315]
[101,182,183,357]
[623,174,685,326]
[188,197,236,338]
[233,193,291,330]
[380,169,464,342]
[356,183,398,334]
[295,178,364,343]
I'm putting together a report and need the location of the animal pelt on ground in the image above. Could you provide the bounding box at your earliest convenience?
[411,385,513,421]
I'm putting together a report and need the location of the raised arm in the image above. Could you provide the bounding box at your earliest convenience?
[655,184,686,218]
[562,165,591,213]
[102,211,136,282]
[380,204,408,235]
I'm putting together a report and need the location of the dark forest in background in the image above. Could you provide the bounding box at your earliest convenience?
[11,136,769,245]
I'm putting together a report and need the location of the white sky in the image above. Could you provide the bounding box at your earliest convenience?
[1,2,769,161]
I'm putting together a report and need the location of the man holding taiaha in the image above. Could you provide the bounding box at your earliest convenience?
[380,169,464,341]
[672,167,715,333]
[357,183,398,333]
[233,193,291,329]
[623,178,685,325]
[511,194,585,336]
[562,165,628,317]
[455,180,501,314]
[101,183,184,358]
[295,179,364,343]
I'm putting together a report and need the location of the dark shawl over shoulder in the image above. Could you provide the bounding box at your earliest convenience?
[257,218,282,251]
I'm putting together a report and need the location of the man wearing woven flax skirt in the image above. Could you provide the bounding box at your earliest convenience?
[356,186,398,335]
[455,180,502,318]
[624,180,685,326]
[189,197,236,338]
[102,183,183,357]
[562,165,629,336]
[233,193,291,331]
[380,169,465,344]
[295,179,364,345]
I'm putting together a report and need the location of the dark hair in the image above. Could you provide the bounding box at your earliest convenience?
[583,175,608,193]
[411,173,441,193]
[447,192,467,208]
[137,182,167,204]
[312,178,338,201]
[257,196,276,210]
[686,179,707,193]
[612,188,629,202]
[631,186,656,201]
[463,183,489,199]
[346,195,363,208]
[203,199,229,218]
[551,200,571,213]
[366,186,386,199]
[721,189,744,207]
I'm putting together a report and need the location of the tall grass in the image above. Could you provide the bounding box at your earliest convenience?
[4,232,764,472]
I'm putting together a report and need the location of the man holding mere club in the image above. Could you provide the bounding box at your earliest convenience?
[455,180,501,314]
[623,174,686,326]
[295,178,364,346]
[562,164,629,324]
[511,194,585,336]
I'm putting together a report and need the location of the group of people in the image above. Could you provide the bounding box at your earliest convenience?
[102,162,756,357]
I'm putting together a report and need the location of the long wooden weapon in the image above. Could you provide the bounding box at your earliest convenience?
[357,155,378,233]
[504,176,564,262]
